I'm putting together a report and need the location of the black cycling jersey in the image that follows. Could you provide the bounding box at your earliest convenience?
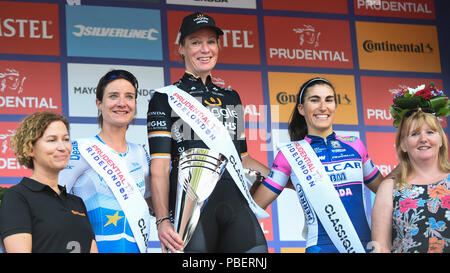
[147,72,267,253]
[147,72,247,164]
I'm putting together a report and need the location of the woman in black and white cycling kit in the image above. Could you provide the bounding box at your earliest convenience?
[147,12,268,253]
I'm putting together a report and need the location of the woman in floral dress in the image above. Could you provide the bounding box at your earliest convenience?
[371,83,450,253]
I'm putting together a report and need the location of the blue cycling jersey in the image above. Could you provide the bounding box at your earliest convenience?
[263,133,380,252]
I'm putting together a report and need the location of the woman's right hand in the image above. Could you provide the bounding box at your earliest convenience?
[157,220,184,253]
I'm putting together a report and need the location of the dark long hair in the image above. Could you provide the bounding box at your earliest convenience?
[96,69,139,127]
[288,78,335,141]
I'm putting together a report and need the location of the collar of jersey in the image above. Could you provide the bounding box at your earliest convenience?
[182,72,215,90]
[22,177,68,195]
[305,132,337,144]
[95,135,128,158]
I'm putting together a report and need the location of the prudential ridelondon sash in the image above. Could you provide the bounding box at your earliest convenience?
[280,140,365,253]
[154,85,269,220]
[78,138,151,253]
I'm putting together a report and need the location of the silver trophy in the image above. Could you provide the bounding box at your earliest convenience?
[174,148,228,251]
[244,168,265,195]
[244,168,265,185]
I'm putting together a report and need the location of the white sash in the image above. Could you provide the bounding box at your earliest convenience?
[154,85,269,220]
[280,140,365,253]
[78,138,151,253]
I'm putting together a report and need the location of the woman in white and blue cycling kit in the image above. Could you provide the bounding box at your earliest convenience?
[59,70,151,253]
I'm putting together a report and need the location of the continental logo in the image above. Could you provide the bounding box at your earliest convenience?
[362,40,433,54]
[276,92,296,105]
[356,22,440,73]
[268,72,358,125]
[275,91,352,106]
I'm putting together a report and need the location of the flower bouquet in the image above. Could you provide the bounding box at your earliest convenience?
[390,83,450,127]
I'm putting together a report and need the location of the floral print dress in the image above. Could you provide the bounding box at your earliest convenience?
[392,175,450,253]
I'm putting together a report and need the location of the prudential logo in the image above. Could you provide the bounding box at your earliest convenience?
[66,5,162,60]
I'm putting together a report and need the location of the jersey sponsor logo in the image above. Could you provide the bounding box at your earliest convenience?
[204,97,222,106]
[330,172,347,182]
[71,210,87,216]
[147,120,167,128]
[148,111,166,116]
[324,162,362,173]
[339,136,357,142]
[70,140,81,161]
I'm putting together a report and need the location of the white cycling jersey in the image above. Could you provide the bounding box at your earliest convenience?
[58,136,150,253]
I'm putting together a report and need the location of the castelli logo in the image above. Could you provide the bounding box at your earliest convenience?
[0,18,54,39]
[0,2,59,55]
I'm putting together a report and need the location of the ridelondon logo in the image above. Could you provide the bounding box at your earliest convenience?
[265,17,352,68]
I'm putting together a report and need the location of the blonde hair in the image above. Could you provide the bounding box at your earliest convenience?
[394,110,450,189]
[11,111,70,169]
